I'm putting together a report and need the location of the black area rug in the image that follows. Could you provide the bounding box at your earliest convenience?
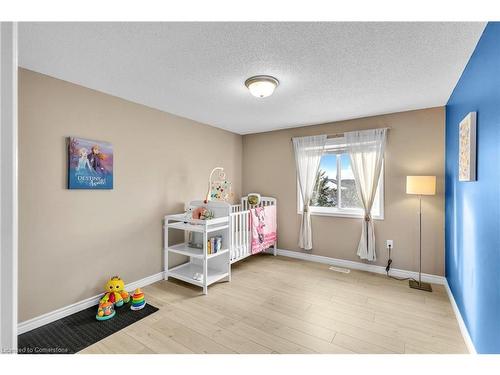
[18,303,158,354]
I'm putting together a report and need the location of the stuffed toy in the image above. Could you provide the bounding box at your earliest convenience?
[100,276,130,307]
[96,276,130,321]
[192,206,214,220]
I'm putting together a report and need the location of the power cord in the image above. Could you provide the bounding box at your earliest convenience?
[385,244,417,282]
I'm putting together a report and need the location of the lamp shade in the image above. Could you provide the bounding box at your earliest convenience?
[406,176,436,195]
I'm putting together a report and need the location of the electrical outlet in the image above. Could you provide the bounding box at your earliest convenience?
[386,240,394,249]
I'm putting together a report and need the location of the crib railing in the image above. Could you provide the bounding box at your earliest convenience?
[229,196,277,263]
[229,208,250,263]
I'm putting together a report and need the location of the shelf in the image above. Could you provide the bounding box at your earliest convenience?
[165,214,228,226]
[168,262,229,287]
[167,243,229,259]
[166,221,229,233]
[206,226,229,233]
[167,221,204,233]
[168,243,203,258]
[207,248,229,259]
[164,209,231,294]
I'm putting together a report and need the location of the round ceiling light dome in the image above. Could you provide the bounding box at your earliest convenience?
[245,75,279,98]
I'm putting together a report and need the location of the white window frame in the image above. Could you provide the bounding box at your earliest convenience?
[297,136,385,220]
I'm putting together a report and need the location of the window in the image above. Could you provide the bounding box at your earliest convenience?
[298,137,384,219]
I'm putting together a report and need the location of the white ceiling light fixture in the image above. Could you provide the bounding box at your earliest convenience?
[245,75,279,98]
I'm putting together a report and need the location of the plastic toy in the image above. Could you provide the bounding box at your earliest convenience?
[100,276,130,308]
[204,167,233,203]
[96,301,115,321]
[210,179,232,201]
[200,207,214,220]
[247,193,261,206]
[130,288,146,310]
[192,206,214,220]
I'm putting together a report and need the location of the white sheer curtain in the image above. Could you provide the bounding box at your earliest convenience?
[345,128,387,261]
[293,135,327,250]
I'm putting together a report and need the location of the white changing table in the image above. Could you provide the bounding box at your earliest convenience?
[163,201,231,294]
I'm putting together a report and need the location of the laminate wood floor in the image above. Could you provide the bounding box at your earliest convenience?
[80,254,468,354]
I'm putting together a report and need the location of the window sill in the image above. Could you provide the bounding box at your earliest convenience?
[298,210,384,221]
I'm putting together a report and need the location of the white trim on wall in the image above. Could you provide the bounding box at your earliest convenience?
[444,279,477,354]
[18,272,164,335]
[273,248,446,285]
[0,21,18,354]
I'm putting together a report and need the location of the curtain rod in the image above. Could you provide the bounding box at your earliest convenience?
[290,127,392,141]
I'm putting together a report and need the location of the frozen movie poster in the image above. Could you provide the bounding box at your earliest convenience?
[68,137,113,189]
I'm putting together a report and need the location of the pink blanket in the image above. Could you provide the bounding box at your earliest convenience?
[250,205,277,254]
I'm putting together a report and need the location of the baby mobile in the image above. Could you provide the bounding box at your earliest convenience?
[204,167,233,203]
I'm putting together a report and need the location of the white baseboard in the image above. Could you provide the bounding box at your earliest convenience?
[274,248,446,285]
[444,280,477,354]
[18,272,164,335]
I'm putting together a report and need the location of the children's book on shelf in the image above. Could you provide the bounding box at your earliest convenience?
[206,236,222,254]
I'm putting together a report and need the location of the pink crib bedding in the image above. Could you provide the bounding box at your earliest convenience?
[250,205,277,254]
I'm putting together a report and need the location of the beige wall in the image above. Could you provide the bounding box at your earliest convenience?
[242,107,445,276]
[18,69,242,322]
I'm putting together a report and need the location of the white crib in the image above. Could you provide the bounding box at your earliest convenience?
[229,196,277,264]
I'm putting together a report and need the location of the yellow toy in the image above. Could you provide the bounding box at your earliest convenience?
[99,276,130,307]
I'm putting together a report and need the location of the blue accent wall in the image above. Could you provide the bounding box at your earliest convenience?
[445,22,500,354]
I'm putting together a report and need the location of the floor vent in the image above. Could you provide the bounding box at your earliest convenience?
[329,266,351,274]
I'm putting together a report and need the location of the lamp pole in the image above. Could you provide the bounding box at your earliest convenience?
[419,195,422,287]
[406,175,435,292]
[409,194,432,292]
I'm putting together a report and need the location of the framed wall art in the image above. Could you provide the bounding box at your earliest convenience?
[458,112,477,182]
[68,137,113,189]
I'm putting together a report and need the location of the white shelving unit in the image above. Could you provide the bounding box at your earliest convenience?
[163,201,231,295]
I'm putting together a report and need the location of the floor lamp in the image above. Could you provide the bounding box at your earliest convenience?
[406,176,436,292]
